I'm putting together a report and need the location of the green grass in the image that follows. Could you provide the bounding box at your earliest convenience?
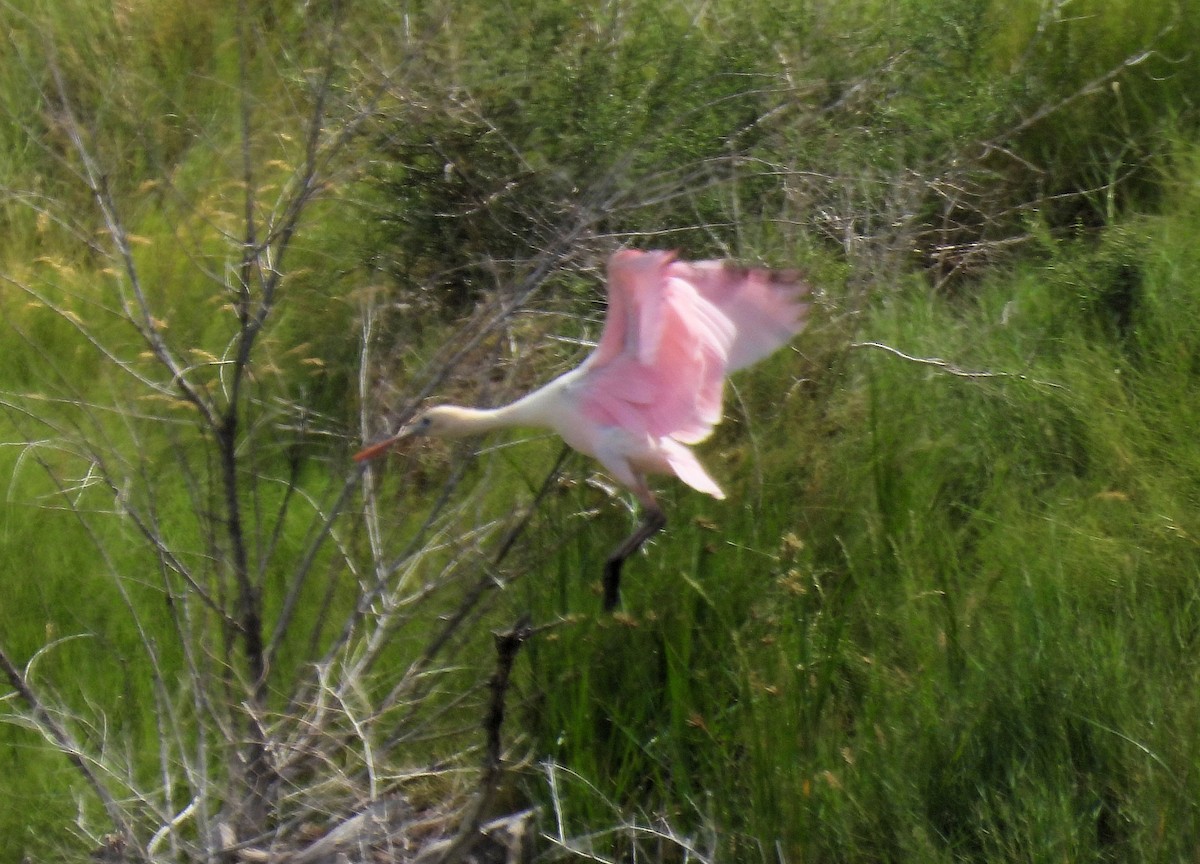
[512,189,1200,859]
[3,0,1200,861]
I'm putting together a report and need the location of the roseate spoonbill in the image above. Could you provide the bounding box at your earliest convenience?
[355,249,812,610]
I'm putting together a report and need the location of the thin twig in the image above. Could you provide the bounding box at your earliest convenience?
[45,59,218,430]
[851,340,1065,389]
[0,645,141,855]
[379,445,571,721]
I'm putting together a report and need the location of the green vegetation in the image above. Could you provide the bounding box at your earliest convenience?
[2,0,1200,861]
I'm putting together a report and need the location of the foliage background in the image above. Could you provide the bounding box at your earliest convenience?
[2,0,1200,860]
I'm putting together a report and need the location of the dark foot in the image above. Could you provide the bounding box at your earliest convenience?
[600,508,666,612]
[602,557,623,612]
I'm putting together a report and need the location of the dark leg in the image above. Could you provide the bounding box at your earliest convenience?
[602,507,667,612]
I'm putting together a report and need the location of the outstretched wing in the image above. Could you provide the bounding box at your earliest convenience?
[579,250,810,446]
[669,258,811,371]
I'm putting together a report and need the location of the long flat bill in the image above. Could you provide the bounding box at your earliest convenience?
[353,436,400,462]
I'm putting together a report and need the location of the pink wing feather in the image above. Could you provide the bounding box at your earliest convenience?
[580,250,811,446]
[669,258,812,371]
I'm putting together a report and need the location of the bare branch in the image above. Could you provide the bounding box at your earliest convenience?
[431,615,533,864]
[0,645,140,854]
[45,60,219,430]
[851,340,1066,389]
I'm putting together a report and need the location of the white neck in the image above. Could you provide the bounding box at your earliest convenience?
[480,392,554,430]
[429,394,557,438]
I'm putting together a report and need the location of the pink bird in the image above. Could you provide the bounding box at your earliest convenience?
[355,249,812,609]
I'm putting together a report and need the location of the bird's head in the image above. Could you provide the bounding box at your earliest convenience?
[398,405,484,440]
[353,405,487,463]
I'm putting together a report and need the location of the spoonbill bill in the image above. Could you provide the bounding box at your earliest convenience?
[355,249,812,610]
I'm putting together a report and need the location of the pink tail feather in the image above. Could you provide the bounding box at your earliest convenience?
[661,438,726,500]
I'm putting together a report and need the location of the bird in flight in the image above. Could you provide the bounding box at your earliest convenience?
[355,249,812,610]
